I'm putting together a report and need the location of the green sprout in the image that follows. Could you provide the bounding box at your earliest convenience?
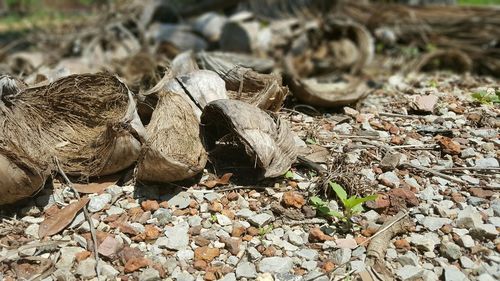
[310,182,377,226]
[471,90,500,105]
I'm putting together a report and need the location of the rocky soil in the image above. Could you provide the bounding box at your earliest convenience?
[0,72,499,281]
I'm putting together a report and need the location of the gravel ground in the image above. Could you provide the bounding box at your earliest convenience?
[0,72,498,281]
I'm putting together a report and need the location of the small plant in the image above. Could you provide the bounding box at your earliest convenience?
[310,182,377,225]
[471,90,500,105]
[284,170,296,180]
[209,214,218,223]
[258,225,273,238]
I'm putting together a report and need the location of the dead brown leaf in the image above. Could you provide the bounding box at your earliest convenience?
[72,175,119,194]
[38,197,89,238]
[202,173,233,189]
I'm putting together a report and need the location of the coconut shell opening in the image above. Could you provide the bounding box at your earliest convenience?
[201,99,297,183]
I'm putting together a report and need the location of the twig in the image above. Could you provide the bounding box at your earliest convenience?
[401,162,468,185]
[297,155,329,176]
[378,112,423,119]
[282,218,328,225]
[358,211,409,248]
[54,158,100,278]
[438,167,500,172]
[214,186,269,192]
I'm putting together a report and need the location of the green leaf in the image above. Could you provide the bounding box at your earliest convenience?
[348,195,378,208]
[327,209,344,218]
[310,196,326,207]
[284,170,295,179]
[329,182,347,202]
[306,138,317,145]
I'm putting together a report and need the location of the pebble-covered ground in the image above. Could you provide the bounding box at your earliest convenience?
[1,72,499,281]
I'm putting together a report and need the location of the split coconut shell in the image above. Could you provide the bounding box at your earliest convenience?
[200,99,297,182]
[0,73,145,204]
[136,90,207,183]
[196,52,287,111]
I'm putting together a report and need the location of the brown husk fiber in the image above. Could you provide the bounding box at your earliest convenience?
[136,90,207,183]
[196,52,288,111]
[0,73,144,204]
[200,99,297,182]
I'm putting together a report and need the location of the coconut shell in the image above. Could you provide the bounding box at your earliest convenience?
[200,99,297,182]
[1,73,145,178]
[165,70,228,119]
[412,49,472,74]
[196,52,287,111]
[136,90,207,183]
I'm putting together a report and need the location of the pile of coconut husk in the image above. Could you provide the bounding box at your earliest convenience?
[340,1,500,76]
[0,69,297,205]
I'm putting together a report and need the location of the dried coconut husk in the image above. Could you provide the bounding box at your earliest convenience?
[200,99,297,182]
[165,70,227,119]
[411,49,472,74]
[284,55,369,107]
[1,73,145,179]
[0,75,27,99]
[196,52,287,111]
[136,90,207,183]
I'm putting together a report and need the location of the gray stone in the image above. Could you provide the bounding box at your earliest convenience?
[472,129,497,139]
[287,231,304,246]
[492,200,500,216]
[440,242,461,260]
[303,271,329,281]
[52,269,77,281]
[460,256,476,269]
[258,257,294,274]
[175,272,194,281]
[152,208,173,226]
[216,214,232,226]
[458,235,475,248]
[164,222,190,250]
[76,258,97,279]
[477,274,495,281]
[488,217,500,227]
[204,192,220,202]
[249,213,274,227]
[56,247,86,269]
[350,260,366,273]
[460,148,476,158]
[467,197,488,206]
[236,262,257,278]
[462,175,480,185]
[422,217,452,231]
[25,224,39,238]
[396,265,424,281]
[332,248,352,265]
[422,270,439,281]
[410,233,438,252]
[379,171,400,187]
[302,260,317,271]
[139,268,160,281]
[226,256,239,266]
[469,224,498,240]
[98,263,119,278]
[444,267,469,281]
[88,193,112,212]
[236,209,256,219]
[168,192,191,209]
[397,252,419,266]
[295,249,318,260]
[475,158,499,168]
[220,273,237,281]
[363,210,381,222]
[380,152,402,171]
[176,249,194,261]
[247,247,262,261]
[105,206,125,216]
[456,206,483,228]
[188,215,202,226]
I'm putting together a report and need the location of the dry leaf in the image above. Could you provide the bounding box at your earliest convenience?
[72,175,120,194]
[38,197,89,238]
[202,173,233,188]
